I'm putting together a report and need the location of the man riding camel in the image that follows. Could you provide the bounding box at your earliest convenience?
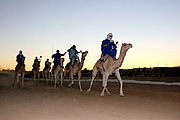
[100,33,118,61]
[51,50,66,69]
[32,56,42,69]
[43,59,51,71]
[67,45,81,66]
[15,50,25,71]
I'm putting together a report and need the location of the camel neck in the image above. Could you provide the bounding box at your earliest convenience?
[117,48,127,68]
[78,58,85,70]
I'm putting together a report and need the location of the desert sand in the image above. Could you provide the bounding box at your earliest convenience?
[0,76,180,120]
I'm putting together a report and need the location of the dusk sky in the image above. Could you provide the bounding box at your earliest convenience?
[0,0,180,71]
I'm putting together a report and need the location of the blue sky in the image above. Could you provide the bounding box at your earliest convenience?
[0,0,180,71]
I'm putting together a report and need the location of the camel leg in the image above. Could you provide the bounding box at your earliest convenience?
[60,71,63,87]
[100,87,111,96]
[34,74,36,82]
[45,72,48,85]
[78,71,82,92]
[12,74,17,87]
[115,69,124,96]
[38,72,40,82]
[48,72,50,79]
[48,72,52,85]
[42,71,44,82]
[42,71,45,80]
[46,72,51,85]
[54,73,57,89]
[45,72,49,84]
[68,72,74,87]
[33,72,36,82]
[58,71,61,87]
[50,75,53,85]
[17,74,20,88]
[87,67,98,92]
[22,73,25,88]
[105,87,111,96]
[101,73,111,96]
[100,74,107,96]
[100,87,106,96]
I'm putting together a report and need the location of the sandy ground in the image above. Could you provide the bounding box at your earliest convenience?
[0,77,180,120]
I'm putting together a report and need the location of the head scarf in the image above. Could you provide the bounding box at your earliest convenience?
[107,33,113,40]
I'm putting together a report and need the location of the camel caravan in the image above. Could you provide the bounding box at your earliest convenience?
[14,45,89,89]
[13,33,132,96]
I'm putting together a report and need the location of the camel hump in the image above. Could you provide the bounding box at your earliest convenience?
[99,54,113,62]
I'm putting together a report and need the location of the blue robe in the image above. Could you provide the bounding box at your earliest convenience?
[16,54,24,64]
[101,39,117,58]
[52,53,64,66]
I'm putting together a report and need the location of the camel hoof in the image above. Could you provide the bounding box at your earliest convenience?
[68,84,72,87]
[87,89,91,92]
[100,93,104,97]
[107,93,112,96]
[119,94,124,97]
[80,90,83,92]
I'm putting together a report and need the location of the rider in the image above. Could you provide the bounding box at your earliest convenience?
[100,33,118,61]
[15,50,25,70]
[67,45,81,66]
[32,56,41,69]
[51,50,66,68]
[34,57,38,63]
[43,59,51,71]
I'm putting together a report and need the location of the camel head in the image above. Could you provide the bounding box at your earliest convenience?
[121,43,132,53]
[81,51,88,60]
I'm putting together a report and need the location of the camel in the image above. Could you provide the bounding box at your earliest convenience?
[42,62,51,82]
[51,58,65,88]
[87,43,132,96]
[12,57,25,88]
[32,58,41,82]
[64,51,88,92]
